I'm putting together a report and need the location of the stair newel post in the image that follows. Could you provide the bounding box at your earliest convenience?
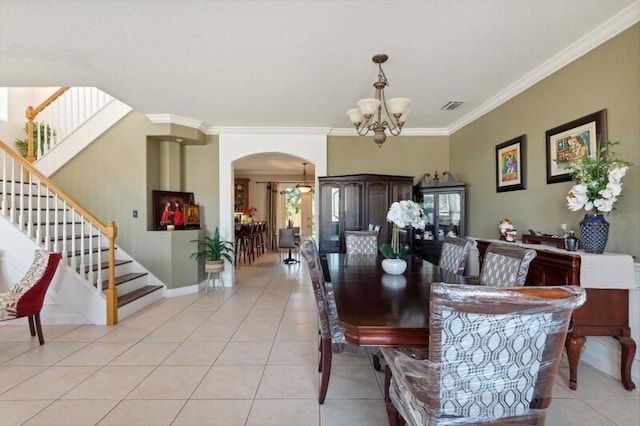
[105,220,118,325]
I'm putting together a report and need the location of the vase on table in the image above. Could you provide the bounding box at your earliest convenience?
[579,214,609,254]
[381,258,407,275]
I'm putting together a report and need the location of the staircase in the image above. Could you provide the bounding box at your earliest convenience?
[0,144,165,324]
[0,86,165,324]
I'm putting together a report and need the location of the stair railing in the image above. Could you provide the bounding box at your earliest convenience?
[0,139,119,325]
[25,87,113,163]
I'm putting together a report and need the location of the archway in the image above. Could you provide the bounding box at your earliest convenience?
[219,131,328,285]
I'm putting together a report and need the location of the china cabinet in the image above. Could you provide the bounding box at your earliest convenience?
[234,178,249,213]
[318,174,413,253]
[413,171,466,264]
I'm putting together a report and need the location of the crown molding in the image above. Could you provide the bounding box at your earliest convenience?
[448,1,640,134]
[205,126,332,135]
[146,114,207,133]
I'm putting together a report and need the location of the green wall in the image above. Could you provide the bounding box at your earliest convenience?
[450,24,640,258]
[327,135,450,183]
[51,112,217,288]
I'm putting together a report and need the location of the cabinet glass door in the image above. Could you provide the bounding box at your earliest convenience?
[320,183,340,251]
[438,192,462,238]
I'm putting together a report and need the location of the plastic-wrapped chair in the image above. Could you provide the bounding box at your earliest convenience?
[382,283,586,426]
[0,250,62,345]
[345,230,378,255]
[479,242,537,287]
[438,237,474,275]
[300,238,381,404]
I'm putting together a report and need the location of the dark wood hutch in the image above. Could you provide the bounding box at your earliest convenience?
[317,174,413,253]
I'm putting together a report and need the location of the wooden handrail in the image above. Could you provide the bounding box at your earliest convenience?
[25,86,70,164]
[0,138,119,325]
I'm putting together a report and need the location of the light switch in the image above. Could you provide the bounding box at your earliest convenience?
[133,210,138,218]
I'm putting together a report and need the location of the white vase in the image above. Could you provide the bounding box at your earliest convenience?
[381,258,407,275]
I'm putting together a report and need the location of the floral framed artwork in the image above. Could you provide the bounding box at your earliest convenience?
[496,135,526,193]
[545,109,607,184]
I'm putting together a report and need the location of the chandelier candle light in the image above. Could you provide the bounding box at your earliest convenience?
[347,54,412,147]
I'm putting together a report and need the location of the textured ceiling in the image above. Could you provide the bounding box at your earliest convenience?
[1,1,638,174]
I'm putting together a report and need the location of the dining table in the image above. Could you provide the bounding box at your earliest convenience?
[323,253,466,348]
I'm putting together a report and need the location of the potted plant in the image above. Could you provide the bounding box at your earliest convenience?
[190,227,234,273]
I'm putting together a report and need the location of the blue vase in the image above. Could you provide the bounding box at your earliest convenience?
[579,214,609,254]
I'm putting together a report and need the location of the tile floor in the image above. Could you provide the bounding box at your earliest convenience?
[0,252,638,425]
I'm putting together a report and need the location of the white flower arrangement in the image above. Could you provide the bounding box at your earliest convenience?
[566,141,631,214]
[381,200,426,258]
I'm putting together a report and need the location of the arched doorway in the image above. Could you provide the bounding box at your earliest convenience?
[219,131,328,285]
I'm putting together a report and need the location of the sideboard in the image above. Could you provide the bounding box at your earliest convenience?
[476,239,636,392]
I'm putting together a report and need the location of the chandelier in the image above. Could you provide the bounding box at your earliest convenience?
[347,54,412,147]
[295,162,312,193]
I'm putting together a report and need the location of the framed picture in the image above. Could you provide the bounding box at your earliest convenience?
[184,204,200,228]
[152,190,197,230]
[496,135,526,193]
[545,109,607,184]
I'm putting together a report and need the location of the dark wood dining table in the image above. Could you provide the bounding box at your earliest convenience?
[323,253,466,348]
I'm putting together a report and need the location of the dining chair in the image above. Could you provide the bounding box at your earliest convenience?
[0,250,62,345]
[382,283,586,426]
[278,228,299,264]
[300,238,382,404]
[345,230,379,255]
[478,242,537,287]
[438,237,474,275]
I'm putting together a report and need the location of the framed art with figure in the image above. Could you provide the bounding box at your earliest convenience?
[152,190,197,230]
[496,135,526,193]
[546,109,607,184]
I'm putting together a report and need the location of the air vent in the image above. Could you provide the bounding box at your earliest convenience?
[440,101,464,110]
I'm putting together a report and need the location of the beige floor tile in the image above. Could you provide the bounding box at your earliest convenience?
[246,398,320,426]
[52,325,112,342]
[583,398,640,425]
[97,399,185,425]
[3,342,87,366]
[187,323,239,342]
[162,341,226,365]
[215,341,273,365]
[0,365,46,394]
[546,398,615,425]
[0,366,99,400]
[55,342,134,366]
[23,399,119,425]
[126,365,208,399]
[320,399,389,426]
[0,400,51,426]
[332,352,375,365]
[109,342,179,365]
[172,399,252,425]
[275,322,319,342]
[231,320,279,342]
[256,364,318,398]
[62,365,154,400]
[141,321,202,343]
[97,324,156,343]
[324,364,383,399]
[268,341,318,365]
[555,365,640,400]
[0,341,39,363]
[192,365,264,399]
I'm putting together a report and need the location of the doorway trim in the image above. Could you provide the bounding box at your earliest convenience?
[219,131,328,286]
